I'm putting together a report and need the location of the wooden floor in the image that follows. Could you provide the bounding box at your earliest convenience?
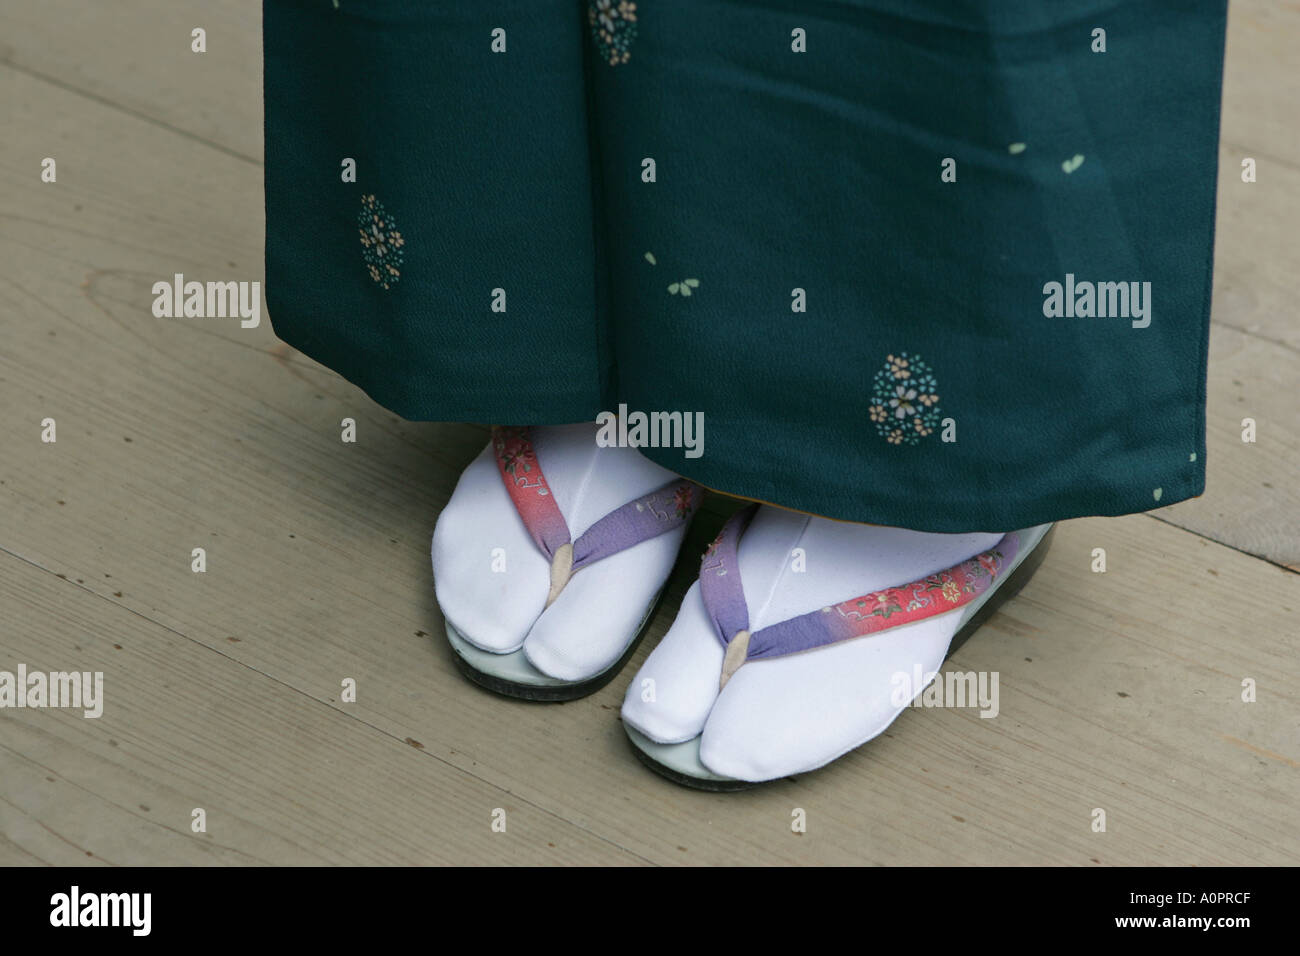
[1,2,1297,866]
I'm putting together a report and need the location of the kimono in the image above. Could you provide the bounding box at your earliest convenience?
[263,0,1227,532]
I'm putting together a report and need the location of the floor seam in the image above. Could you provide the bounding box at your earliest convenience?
[0,59,262,167]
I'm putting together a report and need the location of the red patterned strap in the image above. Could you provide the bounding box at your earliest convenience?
[491,426,700,592]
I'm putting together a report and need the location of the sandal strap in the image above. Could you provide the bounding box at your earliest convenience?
[569,479,701,572]
[699,504,759,651]
[747,533,1019,660]
[492,426,570,559]
[699,505,1019,677]
[492,425,700,578]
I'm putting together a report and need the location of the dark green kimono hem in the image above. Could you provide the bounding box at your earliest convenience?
[264,0,1225,533]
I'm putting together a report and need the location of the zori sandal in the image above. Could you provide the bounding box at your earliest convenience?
[433,423,700,701]
[621,504,1054,789]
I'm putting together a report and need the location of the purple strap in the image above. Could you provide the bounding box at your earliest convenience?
[699,505,759,646]
[571,480,701,571]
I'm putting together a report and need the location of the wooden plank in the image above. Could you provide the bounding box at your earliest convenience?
[1211,148,1300,353]
[1219,0,1300,174]
[0,0,262,163]
[1155,323,1300,570]
[0,556,647,865]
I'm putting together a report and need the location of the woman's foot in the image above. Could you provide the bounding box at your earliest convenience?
[433,423,699,700]
[621,504,1052,786]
